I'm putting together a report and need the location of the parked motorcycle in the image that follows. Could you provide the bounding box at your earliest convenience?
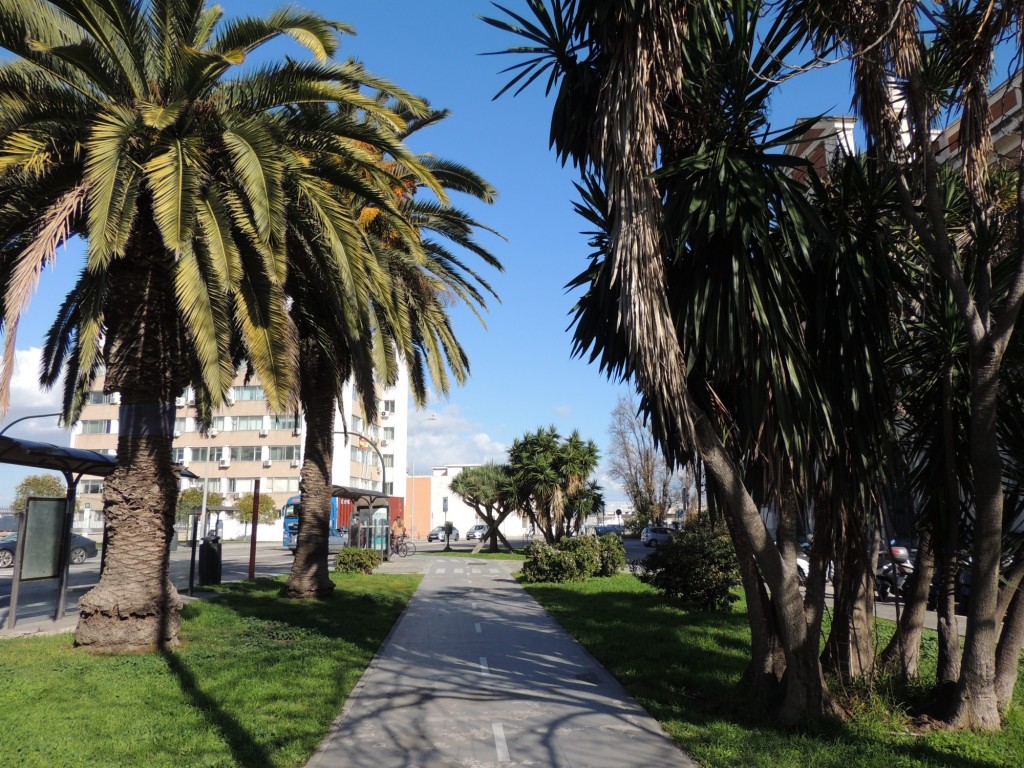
[875,540,914,601]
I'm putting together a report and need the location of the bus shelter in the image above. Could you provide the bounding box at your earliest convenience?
[0,434,196,630]
[332,485,392,560]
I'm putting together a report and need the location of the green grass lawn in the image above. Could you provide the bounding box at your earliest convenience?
[0,572,420,768]
[524,574,1024,768]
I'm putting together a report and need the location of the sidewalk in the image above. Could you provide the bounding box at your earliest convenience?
[307,555,695,768]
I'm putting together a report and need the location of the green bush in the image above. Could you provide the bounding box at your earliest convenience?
[557,535,602,577]
[597,533,627,576]
[520,534,626,583]
[520,543,584,583]
[639,526,739,611]
[334,547,382,574]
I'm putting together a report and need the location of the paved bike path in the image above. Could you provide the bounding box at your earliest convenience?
[307,556,695,768]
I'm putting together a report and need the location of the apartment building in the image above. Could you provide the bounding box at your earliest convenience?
[70,367,411,535]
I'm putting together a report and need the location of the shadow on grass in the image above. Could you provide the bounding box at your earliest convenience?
[161,649,274,768]
[525,577,1021,768]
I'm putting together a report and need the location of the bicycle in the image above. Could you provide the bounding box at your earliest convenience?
[390,534,415,558]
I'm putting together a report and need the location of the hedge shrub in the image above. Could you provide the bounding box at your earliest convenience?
[520,533,627,583]
[597,533,627,576]
[639,526,739,611]
[334,547,382,574]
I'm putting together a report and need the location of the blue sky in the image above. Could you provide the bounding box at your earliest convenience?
[0,0,861,504]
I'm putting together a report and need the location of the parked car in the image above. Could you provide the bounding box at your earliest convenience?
[641,526,673,547]
[465,524,490,540]
[287,527,349,554]
[427,525,460,542]
[587,524,625,538]
[0,532,98,568]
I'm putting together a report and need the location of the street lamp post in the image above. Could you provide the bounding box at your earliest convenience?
[410,414,437,537]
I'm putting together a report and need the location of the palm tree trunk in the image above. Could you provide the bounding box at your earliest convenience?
[76,420,182,650]
[285,346,336,599]
[75,234,187,651]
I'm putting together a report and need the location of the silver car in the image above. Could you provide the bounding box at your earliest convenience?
[640,526,673,547]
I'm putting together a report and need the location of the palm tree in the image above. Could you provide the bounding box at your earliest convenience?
[0,1,437,650]
[282,104,503,598]
[508,426,600,543]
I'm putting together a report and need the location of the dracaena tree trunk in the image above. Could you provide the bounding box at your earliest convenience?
[285,346,336,599]
[75,246,187,651]
[879,530,936,678]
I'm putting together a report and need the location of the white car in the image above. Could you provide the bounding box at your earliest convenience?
[641,526,673,547]
[465,524,490,540]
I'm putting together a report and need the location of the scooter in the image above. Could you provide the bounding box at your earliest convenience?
[876,539,915,601]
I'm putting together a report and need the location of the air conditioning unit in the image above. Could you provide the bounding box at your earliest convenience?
[379,439,388,447]
[225,392,235,405]
[259,429,268,437]
[173,430,182,438]
[218,458,230,469]
[175,397,186,407]
[263,459,273,468]
[290,459,301,468]
[182,460,190,468]
[380,412,390,420]
[210,429,219,438]
[292,428,301,437]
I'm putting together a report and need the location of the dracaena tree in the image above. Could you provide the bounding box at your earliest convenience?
[0,0,441,650]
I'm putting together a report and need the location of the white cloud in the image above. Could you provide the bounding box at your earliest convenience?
[553,404,573,417]
[3,348,66,444]
[410,404,508,473]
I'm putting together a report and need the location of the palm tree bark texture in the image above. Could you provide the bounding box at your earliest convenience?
[76,242,188,650]
[285,346,337,599]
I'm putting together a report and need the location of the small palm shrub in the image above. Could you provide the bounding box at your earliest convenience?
[335,547,382,574]
[639,526,739,611]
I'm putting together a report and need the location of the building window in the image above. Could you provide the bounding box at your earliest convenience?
[352,415,363,431]
[232,415,264,431]
[228,478,255,494]
[174,418,186,433]
[268,477,300,493]
[380,399,395,414]
[382,454,394,469]
[80,479,103,494]
[232,385,265,401]
[383,481,393,496]
[81,420,111,434]
[171,448,186,463]
[350,446,367,463]
[230,446,260,462]
[269,445,299,461]
[212,416,225,431]
[383,427,395,441]
[86,391,114,405]
[269,414,300,430]
[190,447,210,463]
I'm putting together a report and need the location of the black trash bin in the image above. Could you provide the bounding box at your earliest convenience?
[198,535,222,586]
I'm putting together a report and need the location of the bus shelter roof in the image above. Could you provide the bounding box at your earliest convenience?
[0,435,197,479]
[331,485,389,505]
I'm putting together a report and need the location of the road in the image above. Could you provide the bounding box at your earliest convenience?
[0,541,296,627]
[2,534,953,634]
